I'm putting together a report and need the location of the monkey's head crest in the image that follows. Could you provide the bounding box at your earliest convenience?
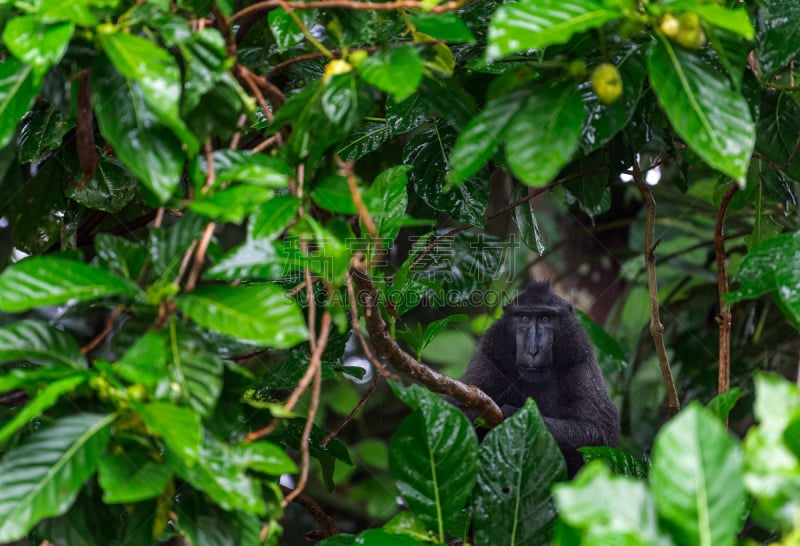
[512,281,574,313]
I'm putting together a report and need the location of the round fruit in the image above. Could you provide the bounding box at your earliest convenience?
[349,49,368,67]
[590,63,623,105]
[675,13,706,49]
[567,59,587,78]
[659,14,680,39]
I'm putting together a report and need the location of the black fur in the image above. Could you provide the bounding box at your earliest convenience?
[458,282,619,476]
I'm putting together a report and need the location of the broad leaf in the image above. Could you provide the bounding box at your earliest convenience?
[472,399,566,546]
[18,104,73,163]
[409,13,475,43]
[139,402,203,464]
[488,0,621,59]
[0,413,114,541]
[0,375,88,444]
[647,38,754,183]
[97,449,173,503]
[189,184,275,224]
[504,86,585,186]
[3,17,74,72]
[0,57,41,148]
[191,149,292,190]
[357,46,424,103]
[232,441,298,475]
[706,387,742,423]
[726,232,800,330]
[165,324,224,418]
[555,461,669,545]
[0,256,140,312]
[389,384,479,538]
[91,57,184,203]
[176,284,308,347]
[248,195,302,241]
[756,0,800,77]
[650,404,745,546]
[312,175,359,214]
[365,165,412,244]
[579,446,650,479]
[0,320,87,368]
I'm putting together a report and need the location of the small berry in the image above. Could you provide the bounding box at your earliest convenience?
[590,63,623,105]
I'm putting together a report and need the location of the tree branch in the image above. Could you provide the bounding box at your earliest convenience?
[349,262,503,426]
[714,182,739,407]
[632,161,680,416]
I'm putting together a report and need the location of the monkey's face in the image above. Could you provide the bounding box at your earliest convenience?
[508,305,559,382]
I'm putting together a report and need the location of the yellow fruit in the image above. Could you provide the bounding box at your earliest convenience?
[590,63,623,105]
[659,14,680,39]
[323,59,352,82]
[349,49,368,67]
[675,13,706,49]
[567,59,587,78]
[126,384,148,402]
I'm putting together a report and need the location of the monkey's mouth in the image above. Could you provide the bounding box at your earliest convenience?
[519,365,550,379]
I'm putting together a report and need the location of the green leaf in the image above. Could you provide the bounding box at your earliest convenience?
[189,184,275,224]
[409,13,475,43]
[472,399,566,546]
[726,232,800,330]
[337,120,391,161]
[365,165,412,244]
[650,404,745,546]
[66,156,138,213]
[449,89,527,184]
[554,461,669,545]
[706,387,742,423]
[268,8,317,52]
[0,320,87,368]
[756,0,800,77]
[0,256,140,312]
[248,195,302,241]
[575,309,628,372]
[0,413,114,542]
[389,384,479,538]
[18,104,73,163]
[3,17,74,73]
[139,402,203,464]
[742,373,800,527]
[0,57,41,148]
[37,0,99,25]
[176,284,308,347]
[695,4,753,40]
[165,324,224,418]
[99,32,197,155]
[0,375,88,444]
[232,441,298,475]
[180,28,227,112]
[114,331,167,388]
[312,175,359,214]
[488,0,622,59]
[504,86,585,186]
[420,314,468,355]
[191,149,292,190]
[91,57,184,203]
[578,446,650,479]
[97,449,173,503]
[512,185,546,254]
[647,38,754,183]
[357,46,424,103]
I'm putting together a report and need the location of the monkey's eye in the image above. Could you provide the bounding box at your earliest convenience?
[539,316,551,323]
[521,316,531,323]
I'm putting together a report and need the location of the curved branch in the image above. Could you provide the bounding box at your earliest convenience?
[349,263,503,426]
[632,160,680,416]
[714,182,739,404]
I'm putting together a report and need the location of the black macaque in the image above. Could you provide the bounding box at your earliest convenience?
[457,281,619,477]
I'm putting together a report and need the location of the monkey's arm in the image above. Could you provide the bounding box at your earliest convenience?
[541,415,617,451]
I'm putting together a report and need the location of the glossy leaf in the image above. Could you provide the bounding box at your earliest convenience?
[0,256,140,312]
[695,4,754,40]
[165,326,224,418]
[66,156,138,213]
[365,165,412,244]
[191,149,292,190]
[357,46,424,103]
[726,232,800,330]
[504,86,585,186]
[269,7,317,52]
[706,387,742,423]
[176,284,308,347]
[390,384,479,537]
[248,195,301,242]
[189,184,274,224]
[647,38,754,183]
[488,0,621,59]
[18,104,72,163]
[97,449,173,503]
[312,175,359,214]
[512,185,546,254]
[409,13,475,43]
[650,404,745,546]
[578,446,650,479]
[554,461,669,545]
[0,413,114,541]
[232,441,298,475]
[3,17,74,72]
[114,331,167,388]
[449,89,527,184]
[0,375,88,444]
[756,0,800,77]
[0,320,87,368]
[99,32,197,154]
[0,57,41,148]
[91,58,185,203]
[337,120,391,161]
[472,399,566,546]
[139,402,203,464]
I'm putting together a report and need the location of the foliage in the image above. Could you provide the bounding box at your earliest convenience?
[0,0,799,544]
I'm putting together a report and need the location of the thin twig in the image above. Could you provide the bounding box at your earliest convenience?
[632,160,680,416]
[337,158,377,238]
[349,262,504,426]
[345,273,395,379]
[714,183,739,408]
[184,223,216,292]
[232,0,463,23]
[279,485,339,537]
[201,140,216,194]
[321,376,381,446]
[80,307,123,355]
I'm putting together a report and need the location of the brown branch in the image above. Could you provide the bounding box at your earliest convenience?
[232,0,462,23]
[344,273,395,379]
[76,70,99,189]
[714,182,739,407]
[81,307,123,355]
[184,223,216,292]
[337,158,377,238]
[279,486,339,538]
[349,262,503,426]
[322,376,381,447]
[632,160,680,416]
